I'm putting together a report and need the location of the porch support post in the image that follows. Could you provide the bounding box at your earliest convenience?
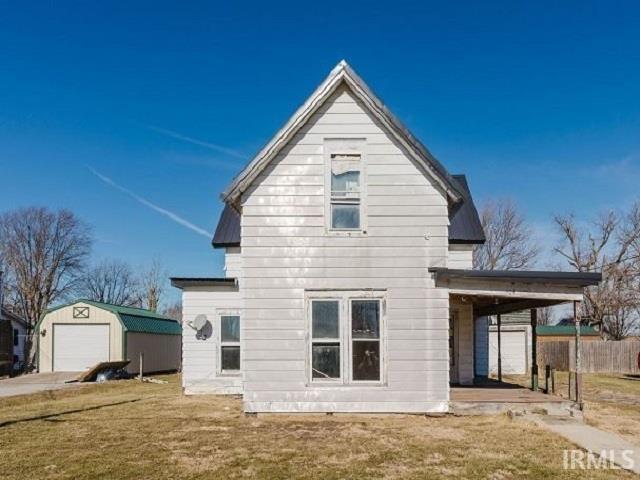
[497,314,502,383]
[530,308,538,391]
[574,300,582,407]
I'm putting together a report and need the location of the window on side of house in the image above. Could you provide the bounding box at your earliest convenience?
[330,153,361,230]
[220,315,240,373]
[13,329,18,347]
[311,300,341,380]
[351,300,381,382]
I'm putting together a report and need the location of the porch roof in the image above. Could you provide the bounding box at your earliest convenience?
[429,268,602,316]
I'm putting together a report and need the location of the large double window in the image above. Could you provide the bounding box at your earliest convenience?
[309,294,383,384]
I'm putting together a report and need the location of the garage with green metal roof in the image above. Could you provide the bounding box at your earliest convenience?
[36,300,181,374]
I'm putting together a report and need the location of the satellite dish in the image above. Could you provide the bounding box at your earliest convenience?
[192,314,208,331]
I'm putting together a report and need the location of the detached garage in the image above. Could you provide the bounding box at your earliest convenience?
[36,300,181,374]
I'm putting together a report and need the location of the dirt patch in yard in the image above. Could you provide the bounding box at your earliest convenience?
[0,375,635,479]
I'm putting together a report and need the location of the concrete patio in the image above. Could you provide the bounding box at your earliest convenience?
[450,380,578,416]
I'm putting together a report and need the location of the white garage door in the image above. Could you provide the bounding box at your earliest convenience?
[489,329,528,375]
[53,324,110,371]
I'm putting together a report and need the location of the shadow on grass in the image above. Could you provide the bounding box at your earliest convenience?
[0,398,142,428]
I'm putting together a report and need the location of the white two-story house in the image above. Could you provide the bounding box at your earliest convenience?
[172,61,600,414]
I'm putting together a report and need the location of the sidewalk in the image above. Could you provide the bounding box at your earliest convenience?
[528,414,640,474]
[0,372,79,398]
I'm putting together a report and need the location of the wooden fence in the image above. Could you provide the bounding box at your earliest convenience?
[538,340,640,374]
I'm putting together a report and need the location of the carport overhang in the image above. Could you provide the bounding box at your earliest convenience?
[429,268,601,316]
[430,268,602,404]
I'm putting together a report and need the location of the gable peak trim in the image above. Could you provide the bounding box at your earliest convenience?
[222,60,462,205]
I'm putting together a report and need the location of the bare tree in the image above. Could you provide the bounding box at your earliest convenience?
[77,260,140,306]
[0,207,92,367]
[162,301,182,322]
[473,199,539,270]
[554,204,640,339]
[536,306,555,326]
[139,258,166,312]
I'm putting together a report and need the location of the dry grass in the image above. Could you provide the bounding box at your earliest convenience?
[506,372,640,446]
[0,375,635,479]
[557,373,640,446]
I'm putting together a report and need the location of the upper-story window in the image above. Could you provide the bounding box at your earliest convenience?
[330,153,361,230]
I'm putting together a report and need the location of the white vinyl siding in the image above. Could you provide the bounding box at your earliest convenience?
[240,84,450,413]
[451,300,474,385]
[182,286,242,394]
[448,244,474,269]
[224,247,242,278]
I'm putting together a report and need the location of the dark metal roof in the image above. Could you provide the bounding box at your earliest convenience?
[211,174,485,248]
[429,268,602,287]
[170,277,237,289]
[212,204,241,248]
[448,175,485,244]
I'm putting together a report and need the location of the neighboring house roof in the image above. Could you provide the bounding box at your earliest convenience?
[449,175,485,244]
[211,176,485,248]
[39,299,181,335]
[0,307,27,328]
[222,60,464,207]
[536,325,600,337]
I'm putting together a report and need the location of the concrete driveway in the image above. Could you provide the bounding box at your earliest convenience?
[0,372,81,398]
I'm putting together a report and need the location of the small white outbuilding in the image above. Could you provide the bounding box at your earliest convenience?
[36,300,181,374]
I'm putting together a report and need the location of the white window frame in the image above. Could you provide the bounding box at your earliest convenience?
[348,298,383,385]
[218,312,241,376]
[324,138,368,234]
[309,298,343,383]
[306,290,385,386]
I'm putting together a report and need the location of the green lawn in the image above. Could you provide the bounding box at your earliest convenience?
[0,375,635,479]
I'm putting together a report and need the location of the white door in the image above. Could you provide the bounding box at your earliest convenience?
[53,324,110,371]
[489,329,528,375]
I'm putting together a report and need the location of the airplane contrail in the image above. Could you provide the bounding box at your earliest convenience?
[145,124,247,159]
[87,166,212,238]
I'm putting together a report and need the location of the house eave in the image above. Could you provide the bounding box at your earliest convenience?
[170,277,238,289]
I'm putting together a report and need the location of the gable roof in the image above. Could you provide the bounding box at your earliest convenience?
[449,175,485,244]
[222,60,464,206]
[211,176,485,248]
[0,307,27,327]
[40,299,181,335]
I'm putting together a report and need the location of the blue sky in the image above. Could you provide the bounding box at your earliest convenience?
[1,1,639,304]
